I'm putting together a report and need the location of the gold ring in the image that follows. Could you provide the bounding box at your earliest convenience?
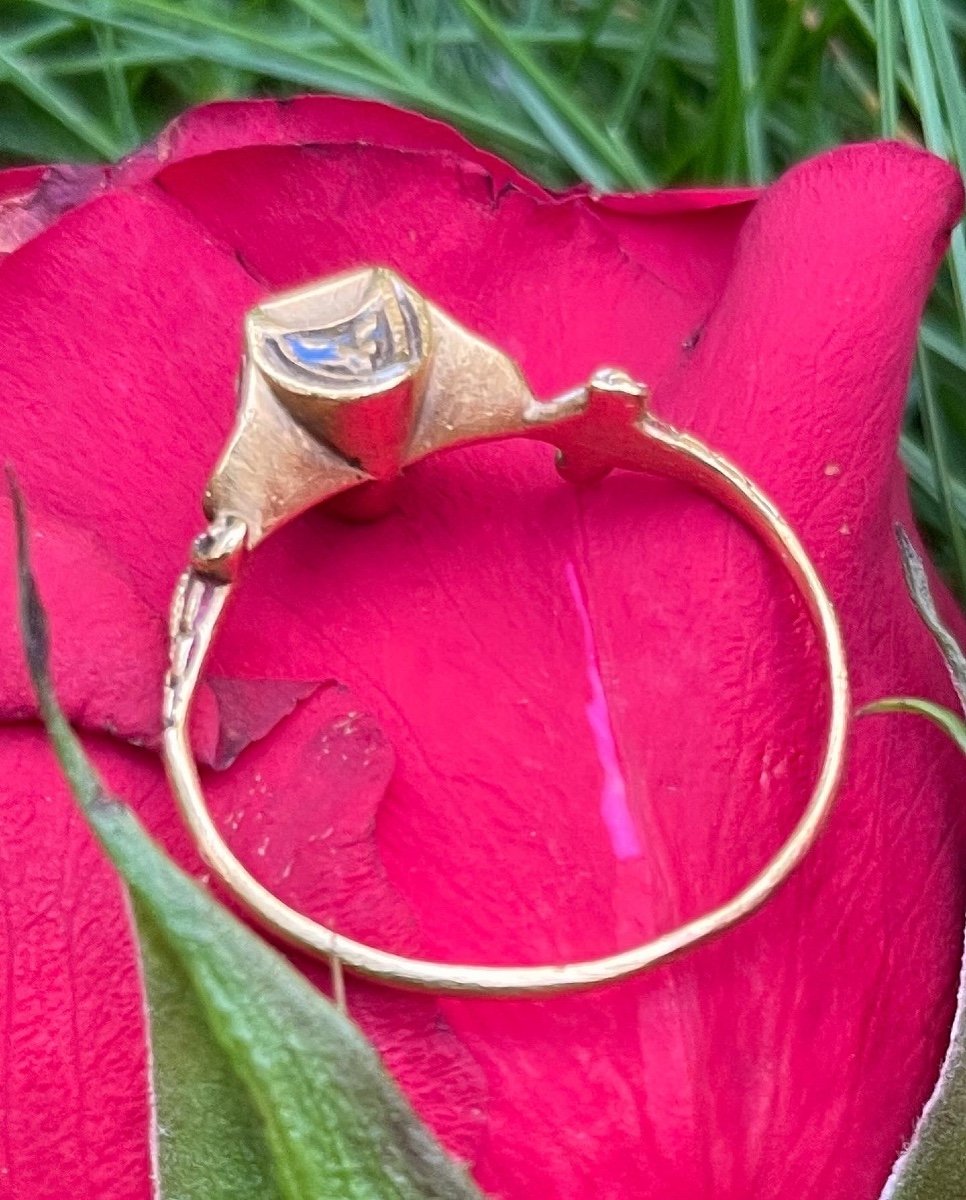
[162,267,850,997]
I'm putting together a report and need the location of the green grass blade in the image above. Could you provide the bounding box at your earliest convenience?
[874,0,898,136]
[920,0,966,170]
[22,0,551,162]
[27,0,395,90]
[917,0,966,317]
[827,37,883,126]
[914,345,966,600]
[568,0,618,76]
[861,696,966,754]
[611,0,679,133]
[41,45,186,74]
[498,63,636,187]
[730,0,767,182]
[446,0,648,187]
[898,0,947,152]
[921,321,966,373]
[894,0,966,592]
[5,15,76,51]
[92,17,139,146]
[406,21,645,50]
[283,0,416,87]
[843,0,919,111]
[756,0,811,110]
[366,0,407,61]
[901,435,966,532]
[0,41,124,157]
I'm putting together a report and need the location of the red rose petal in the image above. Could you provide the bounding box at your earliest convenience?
[0,165,45,201]
[120,95,543,198]
[0,686,490,1195]
[590,186,759,212]
[0,728,151,1200]
[195,684,490,1161]
[204,676,323,770]
[0,105,963,1199]
[583,193,757,315]
[161,138,962,1197]
[0,185,261,616]
[153,141,705,390]
[0,496,221,761]
[0,164,103,258]
[0,498,344,773]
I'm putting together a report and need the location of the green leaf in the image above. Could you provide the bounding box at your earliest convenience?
[865,523,966,1200]
[140,911,285,1199]
[10,474,483,1200]
[878,911,966,1200]
[873,703,966,1200]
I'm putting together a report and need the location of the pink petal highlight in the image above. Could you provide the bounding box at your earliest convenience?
[565,560,643,861]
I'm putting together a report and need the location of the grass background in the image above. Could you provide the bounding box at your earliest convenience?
[1,0,963,591]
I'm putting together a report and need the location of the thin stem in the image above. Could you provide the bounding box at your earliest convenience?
[731,0,767,181]
[611,0,679,132]
[93,18,139,147]
[568,0,619,76]
[874,0,898,135]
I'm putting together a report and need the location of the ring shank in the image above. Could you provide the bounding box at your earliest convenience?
[163,418,849,996]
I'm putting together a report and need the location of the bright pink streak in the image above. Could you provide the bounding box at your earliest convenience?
[565,561,643,861]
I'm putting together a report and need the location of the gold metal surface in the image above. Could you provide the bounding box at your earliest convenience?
[163,266,850,997]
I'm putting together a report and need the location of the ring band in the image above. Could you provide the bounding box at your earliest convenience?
[162,267,850,997]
